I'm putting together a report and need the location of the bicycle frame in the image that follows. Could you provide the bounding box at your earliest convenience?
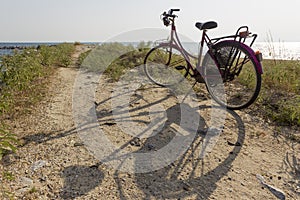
[163,18,214,77]
[159,10,262,81]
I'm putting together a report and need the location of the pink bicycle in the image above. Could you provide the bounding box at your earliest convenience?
[144,9,263,110]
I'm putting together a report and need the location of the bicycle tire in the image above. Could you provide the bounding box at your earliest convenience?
[202,40,262,110]
[144,43,189,87]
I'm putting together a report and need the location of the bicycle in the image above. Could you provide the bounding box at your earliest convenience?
[144,9,263,110]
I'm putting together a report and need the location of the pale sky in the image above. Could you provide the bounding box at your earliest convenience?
[1,0,299,42]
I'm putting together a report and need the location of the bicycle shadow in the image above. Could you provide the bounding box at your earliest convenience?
[139,107,244,199]
[94,83,245,199]
[15,81,245,200]
[59,165,104,199]
[113,108,244,199]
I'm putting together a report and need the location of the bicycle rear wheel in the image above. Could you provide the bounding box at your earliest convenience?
[144,43,189,87]
[202,40,262,110]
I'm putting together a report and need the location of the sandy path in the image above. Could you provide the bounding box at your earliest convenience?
[0,45,299,200]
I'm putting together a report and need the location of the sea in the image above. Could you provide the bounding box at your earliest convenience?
[1,41,300,60]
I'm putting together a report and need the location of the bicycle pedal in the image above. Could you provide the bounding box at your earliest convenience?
[175,65,185,70]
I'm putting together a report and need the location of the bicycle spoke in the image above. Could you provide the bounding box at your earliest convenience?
[202,40,261,110]
[144,44,189,87]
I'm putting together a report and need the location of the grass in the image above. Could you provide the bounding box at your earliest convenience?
[0,43,75,159]
[80,42,150,81]
[257,59,300,126]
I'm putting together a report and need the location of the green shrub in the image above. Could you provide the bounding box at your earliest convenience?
[39,43,75,67]
[81,42,149,81]
[56,43,75,67]
[0,125,17,159]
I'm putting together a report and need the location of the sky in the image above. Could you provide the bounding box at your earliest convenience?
[1,0,300,42]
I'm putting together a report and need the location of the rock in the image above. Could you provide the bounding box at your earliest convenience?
[20,177,33,186]
[147,144,155,150]
[74,142,84,147]
[31,160,47,172]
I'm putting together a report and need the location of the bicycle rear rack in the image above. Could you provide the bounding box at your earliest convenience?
[209,26,260,82]
[211,26,258,47]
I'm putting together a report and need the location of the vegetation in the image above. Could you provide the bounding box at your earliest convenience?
[0,125,17,160]
[81,42,151,81]
[78,49,92,66]
[2,171,15,181]
[257,59,300,126]
[0,43,75,158]
[39,43,75,67]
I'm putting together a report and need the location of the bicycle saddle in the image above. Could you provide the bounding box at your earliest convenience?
[195,21,218,30]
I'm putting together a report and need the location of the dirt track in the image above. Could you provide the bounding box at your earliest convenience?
[0,45,299,200]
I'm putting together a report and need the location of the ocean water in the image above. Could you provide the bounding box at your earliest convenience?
[178,42,300,60]
[1,41,300,60]
[253,42,300,60]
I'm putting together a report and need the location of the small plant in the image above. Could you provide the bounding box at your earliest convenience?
[28,186,38,194]
[2,171,15,181]
[74,41,81,46]
[0,126,17,159]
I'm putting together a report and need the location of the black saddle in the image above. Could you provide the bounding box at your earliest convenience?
[195,21,218,30]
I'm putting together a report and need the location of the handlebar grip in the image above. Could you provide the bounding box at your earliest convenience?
[168,8,180,15]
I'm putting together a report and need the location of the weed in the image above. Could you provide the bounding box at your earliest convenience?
[28,186,38,194]
[0,125,18,159]
[2,171,15,181]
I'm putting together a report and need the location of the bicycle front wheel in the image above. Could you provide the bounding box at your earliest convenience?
[203,40,262,110]
[144,43,189,87]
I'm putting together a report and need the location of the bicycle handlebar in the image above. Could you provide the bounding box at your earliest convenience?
[161,8,180,26]
[168,8,180,16]
[162,8,180,17]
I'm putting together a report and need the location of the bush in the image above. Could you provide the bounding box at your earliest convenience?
[39,43,75,67]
